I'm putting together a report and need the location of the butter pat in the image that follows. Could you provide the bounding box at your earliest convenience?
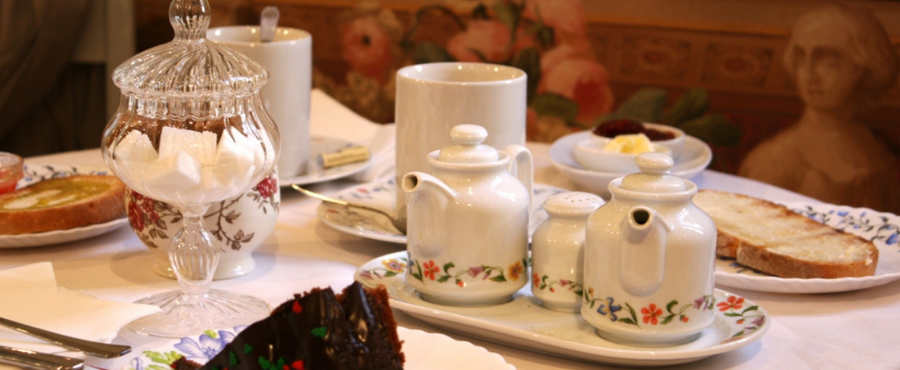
[318,146,370,168]
[603,133,653,154]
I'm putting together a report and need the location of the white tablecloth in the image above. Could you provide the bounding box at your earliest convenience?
[3,112,899,369]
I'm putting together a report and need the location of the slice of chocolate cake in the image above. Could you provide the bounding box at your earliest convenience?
[177,282,403,370]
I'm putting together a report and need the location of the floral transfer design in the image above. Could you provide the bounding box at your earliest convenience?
[532,272,583,296]
[358,257,408,281]
[789,203,899,249]
[124,327,246,370]
[583,287,715,329]
[408,258,528,287]
[718,295,766,341]
[127,175,280,251]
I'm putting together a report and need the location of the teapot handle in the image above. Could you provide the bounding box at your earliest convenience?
[503,145,534,212]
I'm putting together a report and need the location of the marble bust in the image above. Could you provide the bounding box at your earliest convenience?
[738,4,900,213]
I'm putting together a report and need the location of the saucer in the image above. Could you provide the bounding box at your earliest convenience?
[316,181,568,244]
[278,136,370,186]
[550,131,712,198]
[356,251,769,367]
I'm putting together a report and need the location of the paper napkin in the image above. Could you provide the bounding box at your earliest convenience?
[310,89,396,182]
[0,262,160,354]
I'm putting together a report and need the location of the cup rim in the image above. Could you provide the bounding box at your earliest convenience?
[207,25,311,44]
[397,62,526,85]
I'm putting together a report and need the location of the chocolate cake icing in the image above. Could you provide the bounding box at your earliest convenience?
[174,282,403,370]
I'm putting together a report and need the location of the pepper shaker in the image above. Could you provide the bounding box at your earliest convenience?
[531,192,604,312]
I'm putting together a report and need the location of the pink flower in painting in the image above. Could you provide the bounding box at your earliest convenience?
[341,15,393,83]
[539,44,614,124]
[523,0,586,39]
[446,20,511,63]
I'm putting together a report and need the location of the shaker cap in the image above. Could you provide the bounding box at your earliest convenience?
[619,152,686,193]
[112,0,267,100]
[542,192,604,216]
[437,124,500,163]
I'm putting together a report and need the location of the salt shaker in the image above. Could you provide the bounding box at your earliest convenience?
[531,192,604,312]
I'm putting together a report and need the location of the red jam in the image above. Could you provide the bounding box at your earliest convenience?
[0,152,24,195]
[592,119,677,141]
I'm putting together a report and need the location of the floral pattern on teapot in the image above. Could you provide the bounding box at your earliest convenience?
[583,287,716,329]
[408,258,528,287]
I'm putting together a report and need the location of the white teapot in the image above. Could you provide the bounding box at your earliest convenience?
[402,124,533,306]
[581,152,716,346]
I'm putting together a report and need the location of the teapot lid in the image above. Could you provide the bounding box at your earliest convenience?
[619,152,686,193]
[437,124,499,163]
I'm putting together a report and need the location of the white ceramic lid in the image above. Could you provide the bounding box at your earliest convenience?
[619,152,686,193]
[542,192,604,216]
[437,124,499,164]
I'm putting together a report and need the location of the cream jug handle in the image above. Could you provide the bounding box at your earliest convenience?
[503,145,534,211]
[618,206,673,297]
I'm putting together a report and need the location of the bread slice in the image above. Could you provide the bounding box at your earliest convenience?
[0,175,126,235]
[693,189,878,278]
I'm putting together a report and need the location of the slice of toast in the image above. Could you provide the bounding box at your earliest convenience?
[0,175,126,235]
[693,189,878,278]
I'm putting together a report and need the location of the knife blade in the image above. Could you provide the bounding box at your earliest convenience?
[0,317,130,358]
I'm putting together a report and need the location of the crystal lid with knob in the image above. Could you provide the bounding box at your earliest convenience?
[437,124,500,163]
[618,152,687,193]
[102,0,280,206]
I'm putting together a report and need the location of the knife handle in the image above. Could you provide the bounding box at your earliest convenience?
[0,317,131,358]
[0,346,84,370]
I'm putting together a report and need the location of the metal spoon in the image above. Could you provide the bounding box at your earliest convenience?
[260,6,279,42]
[291,184,407,235]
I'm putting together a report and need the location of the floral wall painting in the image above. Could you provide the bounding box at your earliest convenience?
[315,0,616,141]
[738,4,900,213]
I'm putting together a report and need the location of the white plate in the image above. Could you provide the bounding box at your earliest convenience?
[316,180,568,244]
[0,164,128,248]
[121,326,513,370]
[550,131,712,198]
[355,252,768,367]
[278,136,370,186]
[715,202,900,293]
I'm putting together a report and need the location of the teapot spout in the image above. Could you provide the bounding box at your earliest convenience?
[618,206,674,297]
[401,172,457,201]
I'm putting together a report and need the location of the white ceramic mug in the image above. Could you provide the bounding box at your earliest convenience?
[208,26,312,179]
[395,62,527,220]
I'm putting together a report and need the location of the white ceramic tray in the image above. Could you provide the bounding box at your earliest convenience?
[120,326,514,370]
[714,202,900,293]
[356,251,769,367]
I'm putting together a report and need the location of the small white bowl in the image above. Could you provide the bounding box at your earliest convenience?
[549,131,712,199]
[573,138,672,173]
[591,122,686,160]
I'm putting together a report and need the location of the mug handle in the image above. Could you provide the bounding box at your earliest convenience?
[503,145,534,212]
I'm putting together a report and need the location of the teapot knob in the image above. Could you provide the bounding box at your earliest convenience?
[450,124,489,146]
[635,152,674,175]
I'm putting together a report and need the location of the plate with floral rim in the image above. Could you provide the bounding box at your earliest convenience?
[315,180,570,244]
[120,326,514,370]
[714,202,900,294]
[0,164,128,248]
[278,136,370,186]
[355,251,768,367]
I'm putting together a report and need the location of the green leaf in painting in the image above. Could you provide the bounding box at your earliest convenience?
[510,48,541,102]
[663,88,710,126]
[679,113,742,147]
[530,93,579,122]
[413,42,455,64]
[595,88,668,125]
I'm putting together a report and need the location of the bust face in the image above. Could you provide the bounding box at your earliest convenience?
[789,20,864,111]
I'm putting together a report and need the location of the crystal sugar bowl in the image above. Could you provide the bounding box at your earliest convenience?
[101,0,280,337]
